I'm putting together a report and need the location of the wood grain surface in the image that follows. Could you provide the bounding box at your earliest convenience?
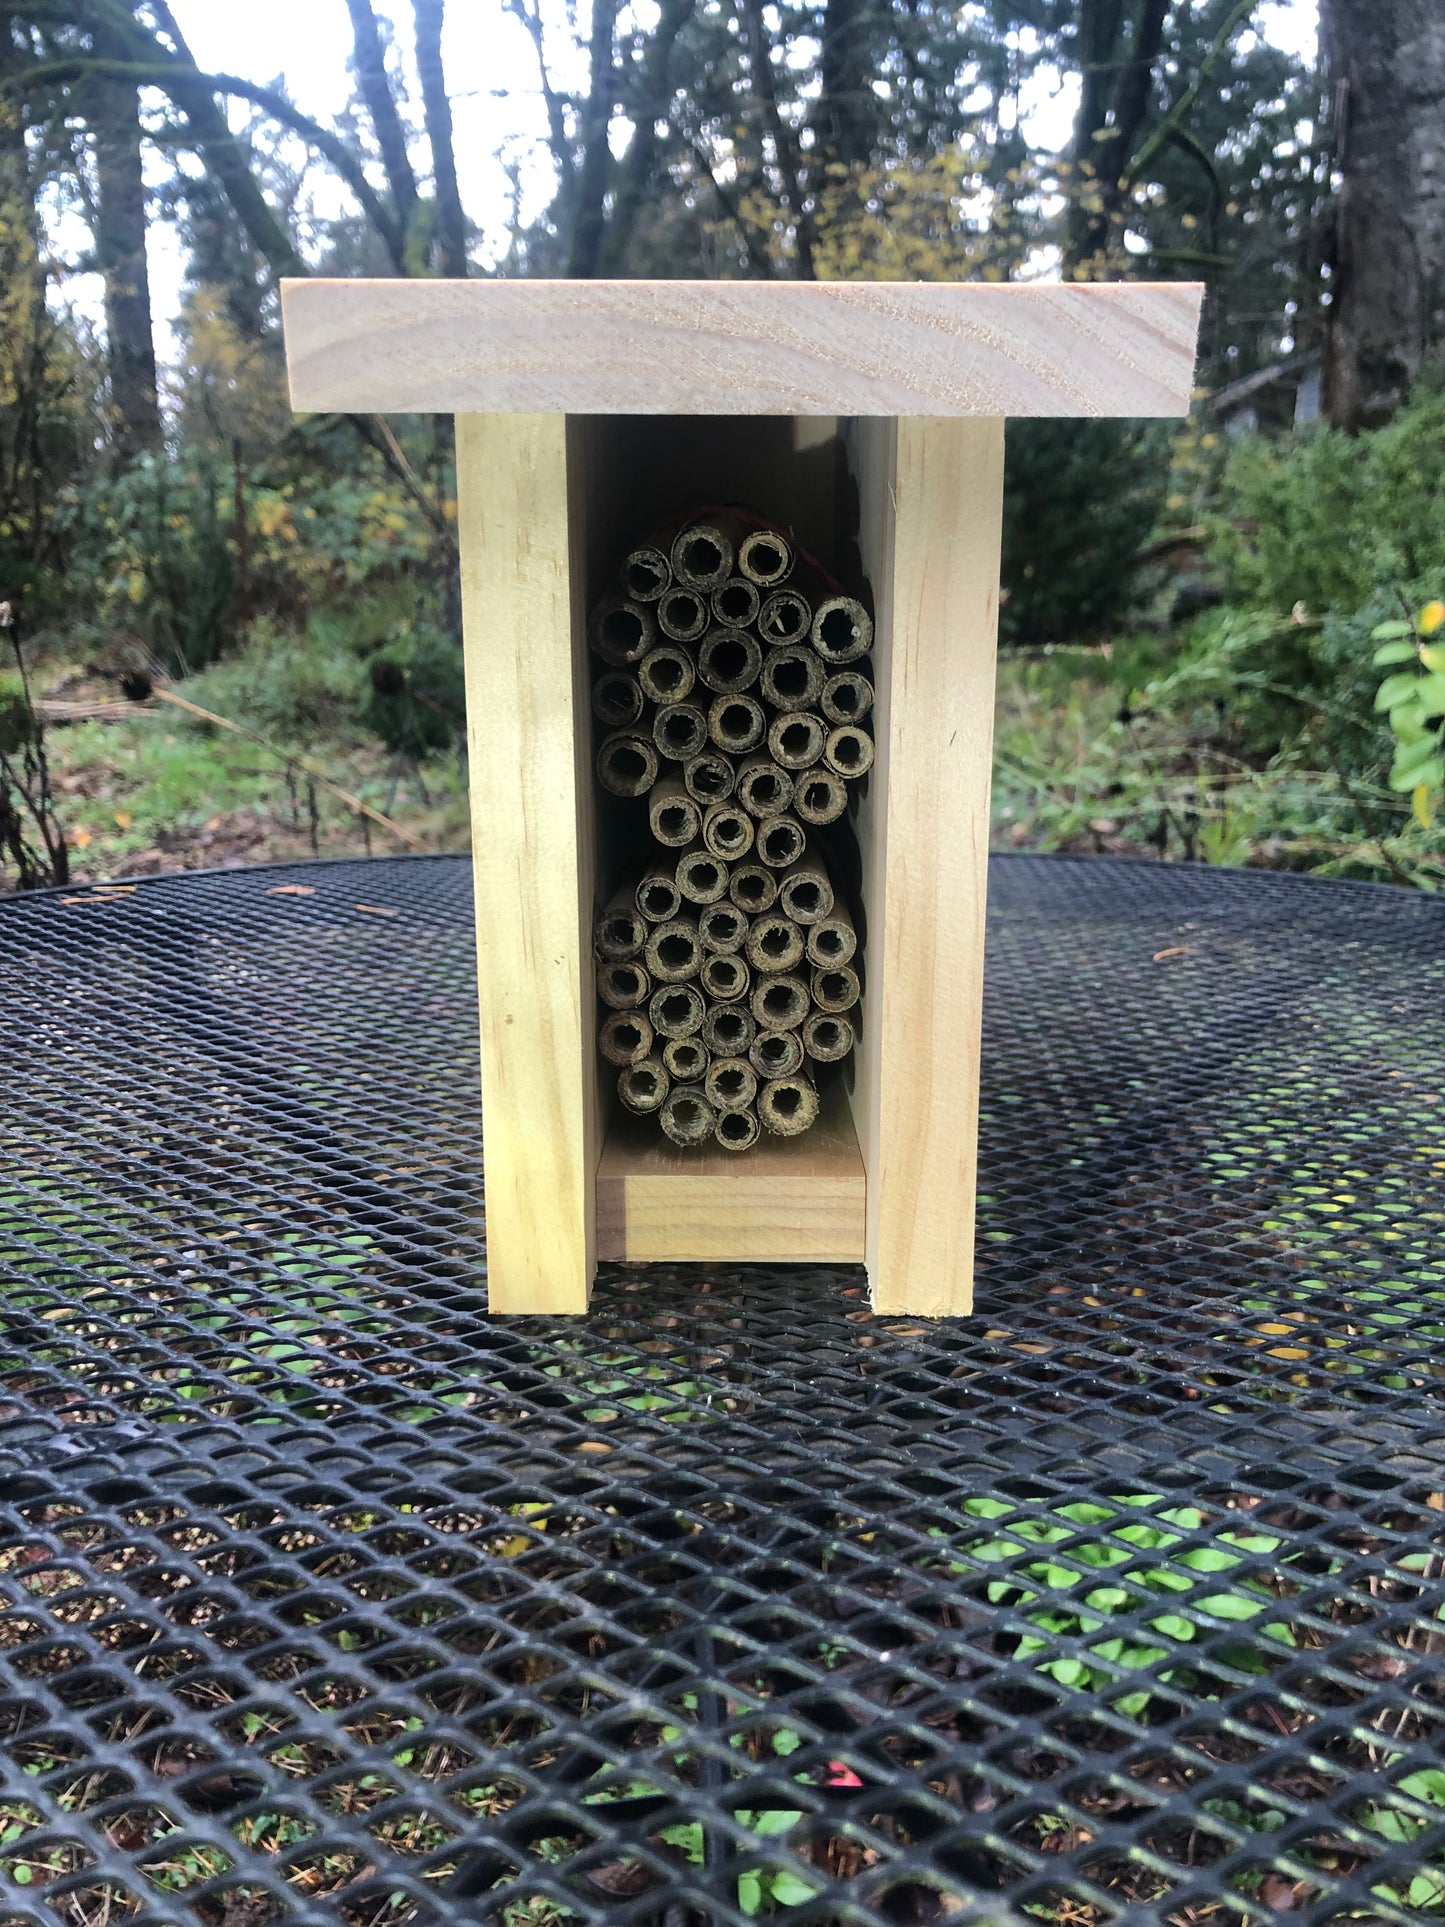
[283,279,1202,419]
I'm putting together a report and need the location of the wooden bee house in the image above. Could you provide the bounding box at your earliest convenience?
[282,280,1202,1317]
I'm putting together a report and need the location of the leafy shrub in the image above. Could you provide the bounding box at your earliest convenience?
[363,619,467,754]
[185,615,370,743]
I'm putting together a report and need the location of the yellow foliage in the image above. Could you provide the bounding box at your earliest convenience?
[178,287,291,454]
[1419,600,1445,637]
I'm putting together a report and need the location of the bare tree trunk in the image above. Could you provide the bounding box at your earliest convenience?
[91,13,162,459]
[344,0,418,236]
[412,0,467,276]
[813,0,872,172]
[1321,0,1445,426]
[566,0,620,277]
[1063,0,1169,278]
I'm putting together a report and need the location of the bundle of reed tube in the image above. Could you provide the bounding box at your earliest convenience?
[590,510,872,1151]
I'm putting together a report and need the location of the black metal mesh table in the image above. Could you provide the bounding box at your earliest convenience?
[3,853,1445,1927]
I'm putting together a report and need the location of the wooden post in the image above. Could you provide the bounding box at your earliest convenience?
[282,280,1202,1318]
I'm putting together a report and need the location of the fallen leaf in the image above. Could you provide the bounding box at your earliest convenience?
[67,826,92,849]
[112,808,133,830]
[1153,945,1194,962]
[268,884,317,897]
[354,902,398,916]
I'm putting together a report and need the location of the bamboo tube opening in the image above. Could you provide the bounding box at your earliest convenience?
[592,597,655,665]
[599,1010,653,1066]
[660,1083,716,1147]
[705,1056,758,1113]
[811,596,873,664]
[624,546,672,601]
[671,524,733,591]
[759,1075,819,1138]
[821,669,874,724]
[702,803,754,861]
[646,918,703,981]
[658,587,708,641]
[768,712,826,771]
[812,964,861,1012]
[649,982,705,1038]
[759,647,823,711]
[756,815,806,869]
[703,1000,756,1056]
[803,1011,855,1063]
[739,530,793,587]
[591,670,645,728]
[793,770,847,826]
[749,1027,804,1078]
[759,590,811,645]
[729,863,777,914]
[653,702,708,762]
[708,695,766,756]
[746,914,804,975]
[684,752,735,803]
[639,645,695,705]
[751,973,808,1030]
[807,907,856,967]
[663,1036,709,1082]
[698,627,761,695]
[735,758,794,821]
[597,732,659,797]
[618,1057,669,1114]
[597,961,650,1010]
[637,864,682,922]
[712,577,761,628]
[594,890,647,960]
[714,1108,761,1152]
[698,901,747,953]
[649,775,702,849]
[676,848,729,906]
[825,725,875,778]
[778,855,834,925]
[700,951,750,1001]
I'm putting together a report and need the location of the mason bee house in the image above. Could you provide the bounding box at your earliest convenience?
[282,280,1201,1315]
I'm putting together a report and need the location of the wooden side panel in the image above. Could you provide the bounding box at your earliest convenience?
[849,417,1005,1316]
[282,279,1204,420]
[456,414,594,1316]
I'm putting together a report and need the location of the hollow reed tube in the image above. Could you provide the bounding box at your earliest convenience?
[767,711,826,772]
[708,694,766,757]
[638,643,696,706]
[758,589,812,646]
[660,1082,717,1147]
[624,546,671,602]
[759,647,824,712]
[803,1011,855,1063]
[811,962,861,1012]
[714,1107,761,1152]
[596,960,650,1010]
[729,862,778,915]
[591,670,645,729]
[657,586,708,642]
[649,981,706,1039]
[750,972,809,1031]
[648,773,701,849]
[597,731,659,797]
[645,916,703,982]
[705,1055,759,1114]
[748,1027,804,1079]
[711,577,761,628]
[792,768,848,826]
[700,951,750,1002]
[735,755,794,821]
[702,802,755,862]
[811,595,873,664]
[652,701,708,763]
[806,898,857,968]
[636,862,683,923]
[662,1035,710,1083]
[759,1073,819,1138]
[670,519,736,592]
[704,1000,757,1057]
[599,1009,654,1067]
[821,668,874,726]
[755,814,806,871]
[675,844,730,906]
[618,1057,669,1114]
[739,528,793,587]
[745,914,804,975]
[590,595,656,665]
[683,751,736,804]
[593,884,647,960]
[777,851,834,926]
[698,900,748,954]
[698,627,762,696]
[825,725,875,780]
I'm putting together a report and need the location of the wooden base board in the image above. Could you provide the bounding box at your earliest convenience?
[595,1081,865,1265]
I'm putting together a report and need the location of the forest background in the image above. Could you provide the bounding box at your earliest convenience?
[2,0,1443,893]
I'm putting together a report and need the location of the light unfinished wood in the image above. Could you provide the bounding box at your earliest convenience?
[457,414,596,1315]
[847,417,1005,1316]
[597,1080,865,1264]
[282,279,1202,420]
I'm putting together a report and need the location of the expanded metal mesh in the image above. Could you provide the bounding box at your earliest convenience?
[3,853,1445,1927]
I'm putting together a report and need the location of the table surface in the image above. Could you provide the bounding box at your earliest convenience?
[3,853,1444,1927]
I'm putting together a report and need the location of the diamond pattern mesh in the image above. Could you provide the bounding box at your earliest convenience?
[3,854,1444,1926]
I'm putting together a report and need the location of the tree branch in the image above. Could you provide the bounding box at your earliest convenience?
[412,0,468,276]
